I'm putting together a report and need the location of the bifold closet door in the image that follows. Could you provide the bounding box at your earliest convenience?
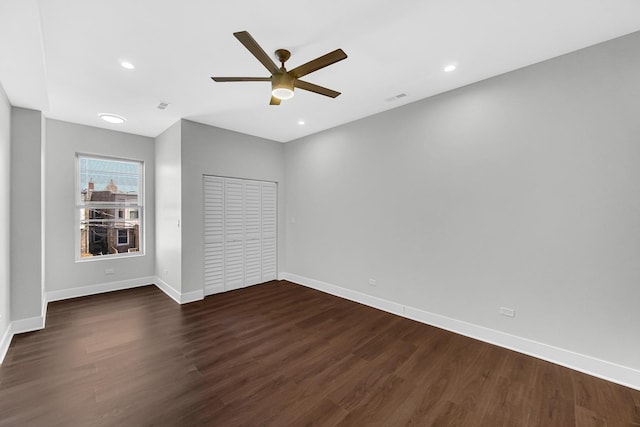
[203,176,224,295]
[203,176,277,295]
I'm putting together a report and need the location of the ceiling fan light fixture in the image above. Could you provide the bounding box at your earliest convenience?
[271,73,295,100]
[272,87,294,100]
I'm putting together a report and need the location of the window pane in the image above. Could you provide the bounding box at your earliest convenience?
[80,209,140,256]
[79,157,139,205]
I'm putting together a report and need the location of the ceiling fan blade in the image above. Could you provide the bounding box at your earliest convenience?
[269,96,281,106]
[233,31,280,75]
[295,80,341,98]
[290,49,347,79]
[211,77,271,82]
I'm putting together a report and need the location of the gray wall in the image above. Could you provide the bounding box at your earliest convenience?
[180,120,285,294]
[10,107,43,320]
[155,120,182,293]
[284,32,640,370]
[0,83,10,333]
[45,120,155,292]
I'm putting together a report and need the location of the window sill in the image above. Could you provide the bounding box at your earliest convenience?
[76,252,145,263]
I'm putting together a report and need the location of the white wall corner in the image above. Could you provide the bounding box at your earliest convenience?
[41,293,48,328]
[0,323,14,364]
[11,314,45,335]
[154,276,181,304]
[154,276,203,304]
[282,272,640,392]
[1,291,48,364]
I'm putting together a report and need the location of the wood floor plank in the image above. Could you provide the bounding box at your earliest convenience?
[526,361,577,426]
[290,397,350,426]
[1,280,639,426]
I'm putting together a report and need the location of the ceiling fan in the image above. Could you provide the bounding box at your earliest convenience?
[211,31,347,105]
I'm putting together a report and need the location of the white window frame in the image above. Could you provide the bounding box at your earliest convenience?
[75,153,145,261]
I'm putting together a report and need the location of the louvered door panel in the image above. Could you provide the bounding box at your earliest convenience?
[224,179,244,290]
[203,176,224,295]
[261,182,277,281]
[244,182,262,286]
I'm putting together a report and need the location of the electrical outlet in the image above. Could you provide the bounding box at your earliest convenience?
[499,307,515,318]
[105,268,115,275]
[368,278,377,286]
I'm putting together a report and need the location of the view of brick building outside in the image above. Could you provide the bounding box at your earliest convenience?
[80,179,140,256]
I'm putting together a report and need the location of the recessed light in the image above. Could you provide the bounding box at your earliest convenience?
[120,61,135,70]
[444,64,457,73]
[298,120,305,125]
[98,113,126,124]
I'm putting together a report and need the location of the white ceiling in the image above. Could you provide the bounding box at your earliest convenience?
[1,0,640,142]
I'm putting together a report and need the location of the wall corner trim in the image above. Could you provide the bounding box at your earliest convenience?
[0,323,14,364]
[280,272,640,392]
[11,315,45,335]
[1,296,48,364]
[1,315,47,364]
[154,276,204,304]
[153,277,181,303]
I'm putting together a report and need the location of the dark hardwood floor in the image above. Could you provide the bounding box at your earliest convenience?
[1,280,639,426]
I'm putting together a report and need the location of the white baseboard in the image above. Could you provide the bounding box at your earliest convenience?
[281,272,405,316]
[11,292,48,336]
[154,277,182,303]
[46,276,156,302]
[154,276,204,304]
[281,272,640,392]
[1,296,48,364]
[0,323,13,364]
[11,314,46,335]
[45,276,202,306]
[0,316,45,364]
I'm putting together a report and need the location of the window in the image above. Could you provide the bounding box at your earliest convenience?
[77,154,143,259]
[117,229,129,245]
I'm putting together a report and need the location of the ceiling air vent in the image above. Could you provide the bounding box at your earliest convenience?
[157,102,169,110]
[386,93,407,102]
